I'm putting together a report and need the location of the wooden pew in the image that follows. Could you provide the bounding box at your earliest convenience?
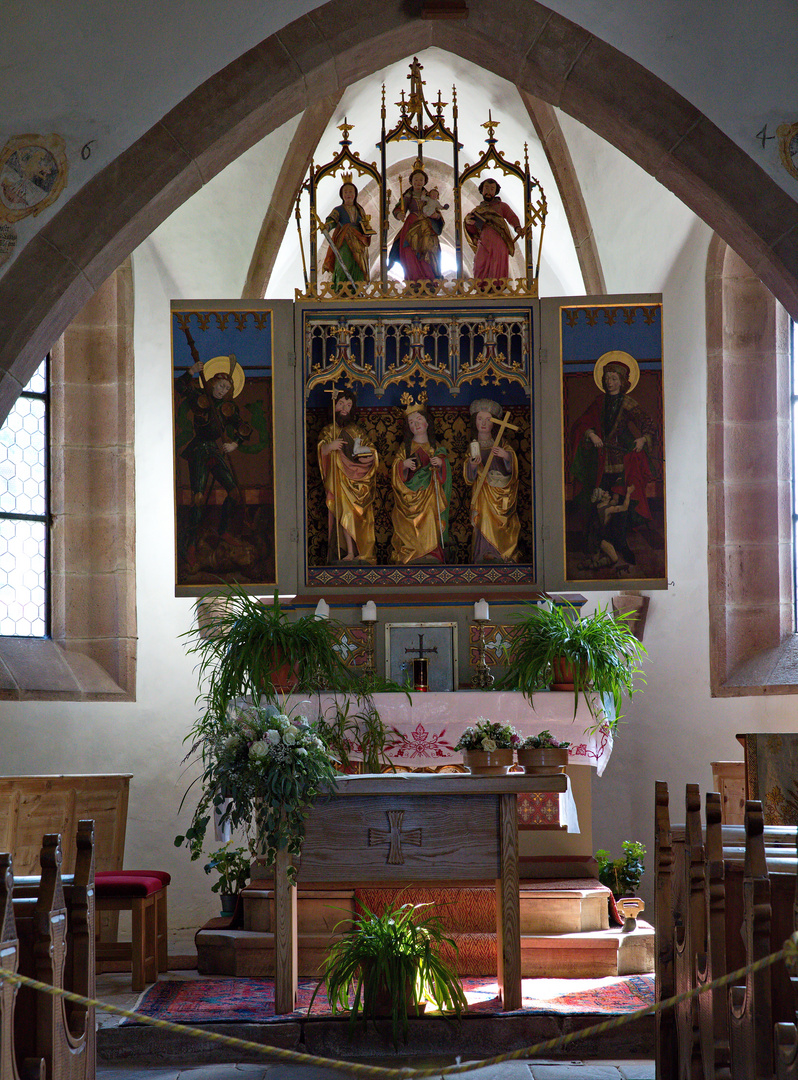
[4,823,95,1080]
[0,854,44,1080]
[655,782,798,1080]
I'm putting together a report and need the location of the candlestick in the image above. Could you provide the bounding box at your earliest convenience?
[314,599,330,619]
[361,601,377,622]
[474,598,490,621]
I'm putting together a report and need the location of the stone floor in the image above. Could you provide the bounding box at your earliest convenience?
[97,1060,656,1080]
[94,971,655,1078]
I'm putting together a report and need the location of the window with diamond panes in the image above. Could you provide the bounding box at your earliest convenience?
[0,358,49,636]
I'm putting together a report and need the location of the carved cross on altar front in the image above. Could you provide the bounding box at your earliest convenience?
[368,809,422,865]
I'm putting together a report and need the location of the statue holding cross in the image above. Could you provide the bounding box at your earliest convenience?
[463,398,521,563]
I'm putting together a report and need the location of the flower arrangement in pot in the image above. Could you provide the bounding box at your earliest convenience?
[517,729,570,775]
[203,842,254,915]
[455,718,520,775]
[310,898,467,1049]
[176,700,336,883]
[500,598,647,734]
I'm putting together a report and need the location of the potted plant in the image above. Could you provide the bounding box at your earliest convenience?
[176,701,336,883]
[203,842,253,915]
[595,840,646,900]
[516,730,570,774]
[187,586,361,699]
[499,598,647,733]
[455,717,520,775]
[311,898,467,1048]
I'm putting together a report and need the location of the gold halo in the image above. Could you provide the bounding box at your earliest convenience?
[593,350,640,393]
[201,355,245,398]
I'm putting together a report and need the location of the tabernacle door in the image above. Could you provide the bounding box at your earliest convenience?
[538,294,666,591]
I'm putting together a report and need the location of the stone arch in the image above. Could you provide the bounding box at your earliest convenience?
[1,0,797,419]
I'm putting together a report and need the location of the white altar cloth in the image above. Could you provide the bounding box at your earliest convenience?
[288,690,615,833]
[294,690,613,774]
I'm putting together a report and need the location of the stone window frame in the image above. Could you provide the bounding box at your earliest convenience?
[707,236,796,695]
[0,262,136,701]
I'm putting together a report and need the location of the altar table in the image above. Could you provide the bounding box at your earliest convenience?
[271,770,567,1014]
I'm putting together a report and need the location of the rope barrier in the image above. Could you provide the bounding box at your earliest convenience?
[2,934,796,1080]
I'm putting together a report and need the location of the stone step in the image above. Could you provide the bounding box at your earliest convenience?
[195,921,654,980]
[242,881,611,936]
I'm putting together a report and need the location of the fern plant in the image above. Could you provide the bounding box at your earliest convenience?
[499,599,647,733]
[311,899,467,1048]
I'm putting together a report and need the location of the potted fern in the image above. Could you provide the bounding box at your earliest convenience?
[500,598,647,734]
[311,898,467,1048]
[188,586,360,699]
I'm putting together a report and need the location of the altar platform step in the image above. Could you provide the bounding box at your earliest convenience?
[196,923,654,980]
[195,881,654,979]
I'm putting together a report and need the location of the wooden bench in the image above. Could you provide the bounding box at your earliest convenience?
[655,781,798,1080]
[2,822,95,1080]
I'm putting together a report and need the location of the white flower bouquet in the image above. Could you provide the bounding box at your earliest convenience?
[454,716,521,752]
[177,699,336,881]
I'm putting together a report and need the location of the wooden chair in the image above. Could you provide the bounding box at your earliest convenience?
[94,870,170,991]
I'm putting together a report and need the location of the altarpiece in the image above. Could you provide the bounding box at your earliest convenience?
[171,59,666,599]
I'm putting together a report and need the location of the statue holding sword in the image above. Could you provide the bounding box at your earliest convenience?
[316,178,374,291]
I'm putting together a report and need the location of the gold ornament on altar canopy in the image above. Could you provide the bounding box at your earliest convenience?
[400,390,428,415]
[202,355,246,398]
[293,57,547,299]
[593,351,640,393]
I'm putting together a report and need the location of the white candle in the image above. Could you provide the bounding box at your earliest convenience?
[314,599,330,620]
[361,601,377,622]
[474,598,490,621]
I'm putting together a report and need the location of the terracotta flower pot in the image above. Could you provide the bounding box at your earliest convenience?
[551,657,586,691]
[461,748,514,775]
[516,746,569,774]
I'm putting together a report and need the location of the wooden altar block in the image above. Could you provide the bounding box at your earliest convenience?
[274,772,566,1013]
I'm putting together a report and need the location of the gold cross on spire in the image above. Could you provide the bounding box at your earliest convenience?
[337,118,353,141]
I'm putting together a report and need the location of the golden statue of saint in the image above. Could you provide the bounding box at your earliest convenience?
[390,395,451,565]
[463,398,520,563]
[317,390,378,563]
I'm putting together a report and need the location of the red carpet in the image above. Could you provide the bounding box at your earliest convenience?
[125,974,654,1025]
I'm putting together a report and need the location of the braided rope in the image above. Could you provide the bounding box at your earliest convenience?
[1,934,795,1079]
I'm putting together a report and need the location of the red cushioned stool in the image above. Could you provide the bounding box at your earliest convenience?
[95,870,170,990]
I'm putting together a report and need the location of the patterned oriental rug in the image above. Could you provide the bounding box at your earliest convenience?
[125,974,654,1025]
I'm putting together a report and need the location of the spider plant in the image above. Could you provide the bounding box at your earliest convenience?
[310,899,467,1048]
[499,599,647,733]
[184,586,361,707]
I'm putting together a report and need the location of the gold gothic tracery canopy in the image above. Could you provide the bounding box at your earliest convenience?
[294,58,548,301]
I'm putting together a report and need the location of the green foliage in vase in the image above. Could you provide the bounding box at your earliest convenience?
[595,840,646,899]
[311,899,467,1048]
[176,702,336,882]
[314,695,396,774]
[499,599,647,733]
[183,586,360,707]
[203,842,253,896]
[521,729,570,749]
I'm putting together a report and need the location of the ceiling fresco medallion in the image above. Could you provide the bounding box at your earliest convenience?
[0,133,68,224]
[777,122,798,182]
